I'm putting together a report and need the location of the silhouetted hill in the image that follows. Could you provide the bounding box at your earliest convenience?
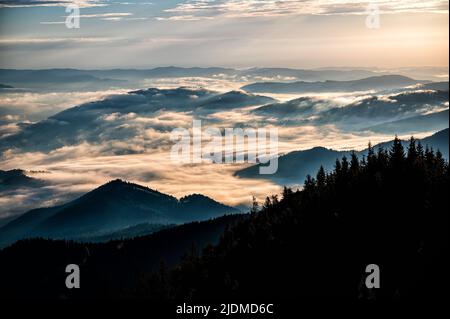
[412,128,449,158]
[0,169,46,191]
[241,75,422,94]
[372,128,449,159]
[0,180,239,248]
[235,129,449,184]
[237,147,347,184]
[178,194,238,220]
[0,214,245,299]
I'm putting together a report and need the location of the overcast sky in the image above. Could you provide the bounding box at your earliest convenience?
[0,0,448,68]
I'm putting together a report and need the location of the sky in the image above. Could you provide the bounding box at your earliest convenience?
[0,0,449,217]
[0,0,448,69]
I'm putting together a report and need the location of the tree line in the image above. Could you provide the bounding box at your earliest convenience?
[140,137,449,300]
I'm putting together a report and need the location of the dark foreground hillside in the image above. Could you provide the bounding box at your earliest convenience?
[0,137,448,301]
[0,214,244,299]
[141,137,449,300]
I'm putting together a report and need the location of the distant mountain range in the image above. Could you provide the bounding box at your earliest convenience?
[2,83,447,155]
[250,89,448,130]
[0,88,275,153]
[0,179,239,248]
[2,67,447,93]
[314,90,449,129]
[1,66,447,95]
[0,67,384,91]
[241,75,424,94]
[235,128,449,185]
[364,109,449,134]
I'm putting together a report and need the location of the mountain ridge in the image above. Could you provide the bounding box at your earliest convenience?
[0,179,239,248]
[235,128,449,184]
[241,75,424,94]
[0,169,47,191]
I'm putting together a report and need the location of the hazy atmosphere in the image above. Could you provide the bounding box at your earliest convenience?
[0,0,449,305]
[0,0,448,68]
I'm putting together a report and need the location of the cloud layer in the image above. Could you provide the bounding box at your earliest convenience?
[161,0,449,20]
[1,75,447,220]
